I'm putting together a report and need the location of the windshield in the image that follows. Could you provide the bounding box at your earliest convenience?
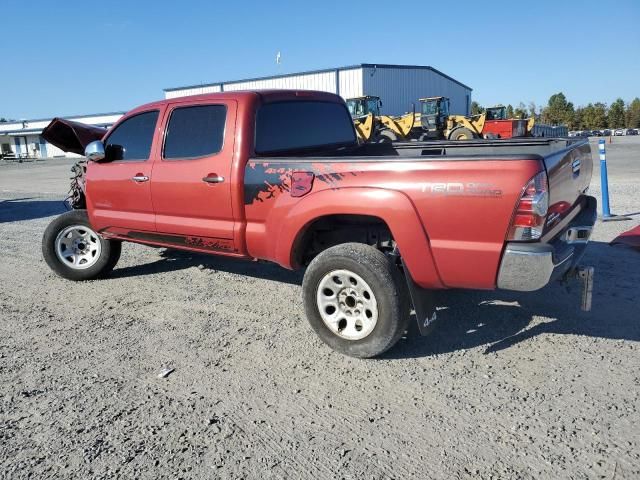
[366,98,380,116]
[422,100,438,115]
[346,99,357,117]
[486,107,506,120]
[422,99,447,116]
[346,99,367,118]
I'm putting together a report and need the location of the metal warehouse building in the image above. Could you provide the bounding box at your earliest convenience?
[164,63,472,116]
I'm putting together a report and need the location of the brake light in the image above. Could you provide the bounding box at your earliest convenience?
[507,171,549,241]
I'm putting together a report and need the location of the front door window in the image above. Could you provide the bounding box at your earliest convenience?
[105,111,159,161]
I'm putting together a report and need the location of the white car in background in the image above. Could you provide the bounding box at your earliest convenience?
[614,129,625,136]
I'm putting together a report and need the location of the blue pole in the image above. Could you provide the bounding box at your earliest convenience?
[599,139,612,218]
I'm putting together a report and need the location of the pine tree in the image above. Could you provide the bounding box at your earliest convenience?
[471,101,484,115]
[542,93,574,126]
[506,104,514,118]
[608,98,626,129]
[625,98,640,128]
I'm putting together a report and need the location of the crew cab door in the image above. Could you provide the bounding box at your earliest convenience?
[86,110,161,233]
[150,100,237,251]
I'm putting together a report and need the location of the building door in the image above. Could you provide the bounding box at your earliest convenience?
[39,136,48,158]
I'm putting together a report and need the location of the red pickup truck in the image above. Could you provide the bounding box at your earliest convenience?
[41,90,596,358]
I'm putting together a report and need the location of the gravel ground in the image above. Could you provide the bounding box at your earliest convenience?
[1,138,639,479]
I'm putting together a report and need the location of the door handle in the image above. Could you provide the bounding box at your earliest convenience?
[202,174,225,184]
[132,175,149,182]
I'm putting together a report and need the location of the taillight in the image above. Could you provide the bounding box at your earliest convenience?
[507,171,549,241]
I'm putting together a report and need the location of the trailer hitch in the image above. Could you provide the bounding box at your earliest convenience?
[562,266,595,312]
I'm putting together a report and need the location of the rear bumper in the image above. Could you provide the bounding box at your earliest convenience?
[497,195,597,291]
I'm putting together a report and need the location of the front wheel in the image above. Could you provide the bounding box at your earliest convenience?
[302,243,409,358]
[42,209,121,281]
[449,127,476,140]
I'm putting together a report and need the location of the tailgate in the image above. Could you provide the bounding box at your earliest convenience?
[543,139,593,225]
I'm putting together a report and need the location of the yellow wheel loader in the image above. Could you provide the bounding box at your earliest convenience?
[419,96,483,140]
[346,96,418,143]
[348,95,527,142]
[420,97,529,140]
[346,96,380,142]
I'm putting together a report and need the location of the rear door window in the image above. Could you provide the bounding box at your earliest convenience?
[105,110,158,161]
[163,105,227,159]
[255,101,356,155]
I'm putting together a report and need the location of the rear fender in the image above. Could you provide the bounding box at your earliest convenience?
[272,187,444,289]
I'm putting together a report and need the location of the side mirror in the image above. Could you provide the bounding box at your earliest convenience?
[105,143,124,161]
[85,140,105,162]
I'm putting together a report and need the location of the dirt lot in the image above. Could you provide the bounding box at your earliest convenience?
[1,138,639,479]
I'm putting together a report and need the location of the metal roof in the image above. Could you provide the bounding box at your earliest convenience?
[0,111,126,126]
[0,123,115,136]
[164,63,472,93]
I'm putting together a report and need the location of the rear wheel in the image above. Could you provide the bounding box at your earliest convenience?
[42,210,121,281]
[450,127,476,140]
[302,243,409,358]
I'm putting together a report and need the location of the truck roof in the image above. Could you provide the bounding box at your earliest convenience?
[128,90,345,115]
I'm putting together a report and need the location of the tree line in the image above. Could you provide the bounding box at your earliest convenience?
[471,93,640,130]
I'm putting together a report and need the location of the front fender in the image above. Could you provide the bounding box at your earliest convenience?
[271,187,444,289]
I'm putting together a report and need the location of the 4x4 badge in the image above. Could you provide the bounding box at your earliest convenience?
[424,312,437,328]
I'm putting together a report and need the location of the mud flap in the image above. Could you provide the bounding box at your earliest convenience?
[401,259,437,336]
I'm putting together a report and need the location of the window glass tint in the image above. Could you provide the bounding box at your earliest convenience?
[366,98,380,116]
[255,101,356,154]
[164,105,226,159]
[105,111,158,161]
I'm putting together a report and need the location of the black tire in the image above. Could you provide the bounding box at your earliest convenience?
[302,243,409,358]
[376,129,398,143]
[450,127,476,140]
[42,209,121,281]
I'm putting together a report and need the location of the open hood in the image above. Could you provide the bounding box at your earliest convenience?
[41,118,107,155]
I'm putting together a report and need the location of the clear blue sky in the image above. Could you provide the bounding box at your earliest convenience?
[1,0,638,119]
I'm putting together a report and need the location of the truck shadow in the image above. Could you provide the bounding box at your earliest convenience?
[387,240,640,359]
[0,198,67,223]
[110,248,304,286]
[110,241,639,358]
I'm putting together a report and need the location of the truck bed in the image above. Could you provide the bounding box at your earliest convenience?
[259,137,588,160]
[255,138,592,231]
